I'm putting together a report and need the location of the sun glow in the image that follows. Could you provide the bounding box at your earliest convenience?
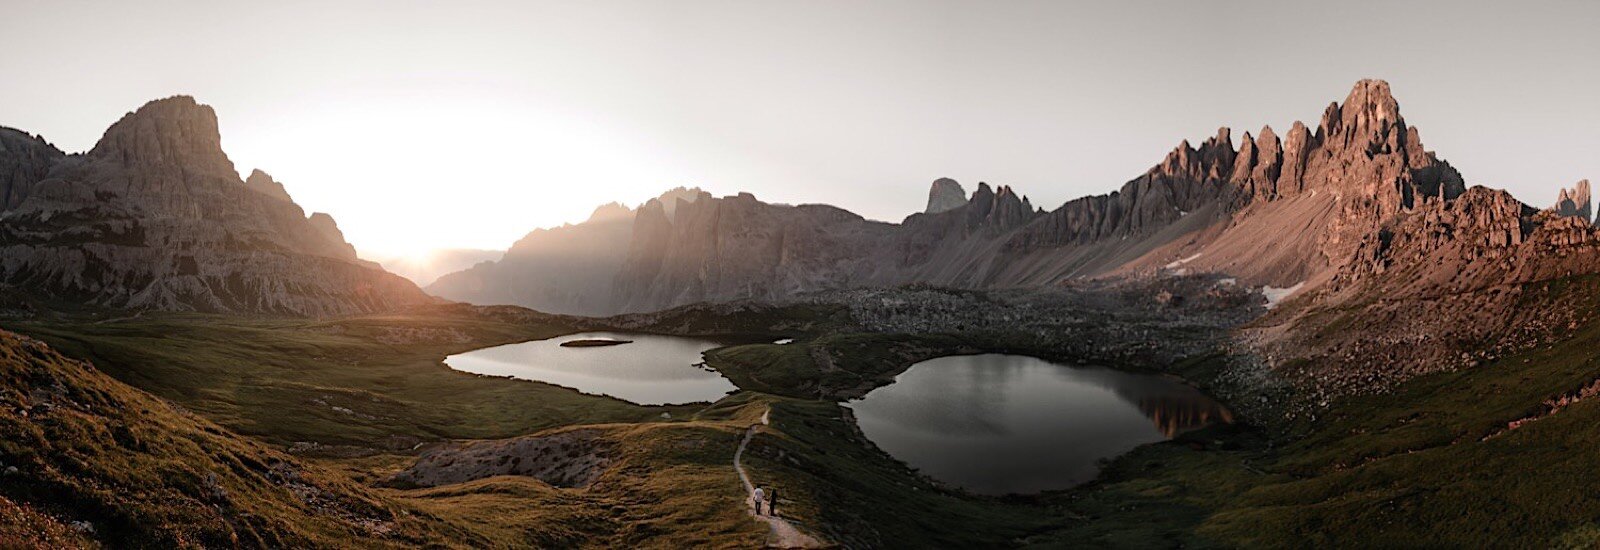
[223,91,685,259]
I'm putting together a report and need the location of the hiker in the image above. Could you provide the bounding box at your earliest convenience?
[752,486,766,515]
[767,486,778,517]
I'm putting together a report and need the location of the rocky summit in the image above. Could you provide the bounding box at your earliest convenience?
[0,96,430,316]
[925,177,966,213]
[1553,179,1591,223]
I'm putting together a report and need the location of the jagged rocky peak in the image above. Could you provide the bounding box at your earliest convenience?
[1331,79,1402,144]
[954,181,1038,232]
[1553,179,1592,223]
[88,95,236,176]
[971,181,995,203]
[244,169,293,202]
[1149,127,1237,186]
[1316,79,1425,169]
[648,186,708,221]
[587,201,634,223]
[988,184,1033,228]
[926,177,966,213]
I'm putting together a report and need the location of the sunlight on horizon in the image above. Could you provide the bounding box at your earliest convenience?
[223,91,693,259]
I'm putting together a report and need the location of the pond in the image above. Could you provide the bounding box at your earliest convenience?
[444,331,737,405]
[844,354,1231,495]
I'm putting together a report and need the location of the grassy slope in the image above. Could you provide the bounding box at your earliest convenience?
[1,308,695,448]
[1028,279,1600,547]
[689,296,1600,547]
[1197,317,1600,547]
[0,329,482,547]
[0,309,782,547]
[385,407,773,548]
[704,333,971,400]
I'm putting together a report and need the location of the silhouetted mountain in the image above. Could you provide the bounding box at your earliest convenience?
[0,97,430,315]
[427,196,695,316]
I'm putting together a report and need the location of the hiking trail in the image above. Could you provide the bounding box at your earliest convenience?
[735,409,823,548]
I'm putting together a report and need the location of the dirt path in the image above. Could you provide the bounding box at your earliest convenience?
[735,409,823,548]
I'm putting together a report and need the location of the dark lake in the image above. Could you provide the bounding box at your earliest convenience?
[444,331,737,405]
[845,354,1232,495]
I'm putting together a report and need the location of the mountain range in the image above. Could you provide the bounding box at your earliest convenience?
[431,80,1590,324]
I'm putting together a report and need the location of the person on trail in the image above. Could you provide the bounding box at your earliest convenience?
[752,486,766,515]
[767,487,778,518]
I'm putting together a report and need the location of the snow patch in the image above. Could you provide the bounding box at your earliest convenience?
[773,338,794,345]
[1261,282,1306,309]
[1164,253,1203,269]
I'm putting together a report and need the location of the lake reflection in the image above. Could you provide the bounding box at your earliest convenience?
[444,331,737,405]
[845,354,1231,495]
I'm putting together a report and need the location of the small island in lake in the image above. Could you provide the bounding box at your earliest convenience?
[560,338,634,348]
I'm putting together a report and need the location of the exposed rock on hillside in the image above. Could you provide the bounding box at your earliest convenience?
[925,178,965,213]
[0,96,429,315]
[1244,184,1600,403]
[384,428,614,489]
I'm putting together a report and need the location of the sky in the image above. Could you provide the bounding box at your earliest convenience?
[3,0,1598,259]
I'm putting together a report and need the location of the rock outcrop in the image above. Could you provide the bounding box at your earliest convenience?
[924,178,965,213]
[1553,179,1591,223]
[0,96,430,315]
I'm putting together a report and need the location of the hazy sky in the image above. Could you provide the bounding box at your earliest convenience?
[3,1,1597,257]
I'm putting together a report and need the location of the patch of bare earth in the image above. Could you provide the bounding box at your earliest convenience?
[383,428,614,489]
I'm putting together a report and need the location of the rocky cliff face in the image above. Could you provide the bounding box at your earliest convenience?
[613,191,886,312]
[0,96,430,315]
[925,178,966,213]
[0,129,64,212]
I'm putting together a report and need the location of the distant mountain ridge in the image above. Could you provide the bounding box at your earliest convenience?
[434,79,1539,317]
[371,248,503,287]
[0,96,430,315]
